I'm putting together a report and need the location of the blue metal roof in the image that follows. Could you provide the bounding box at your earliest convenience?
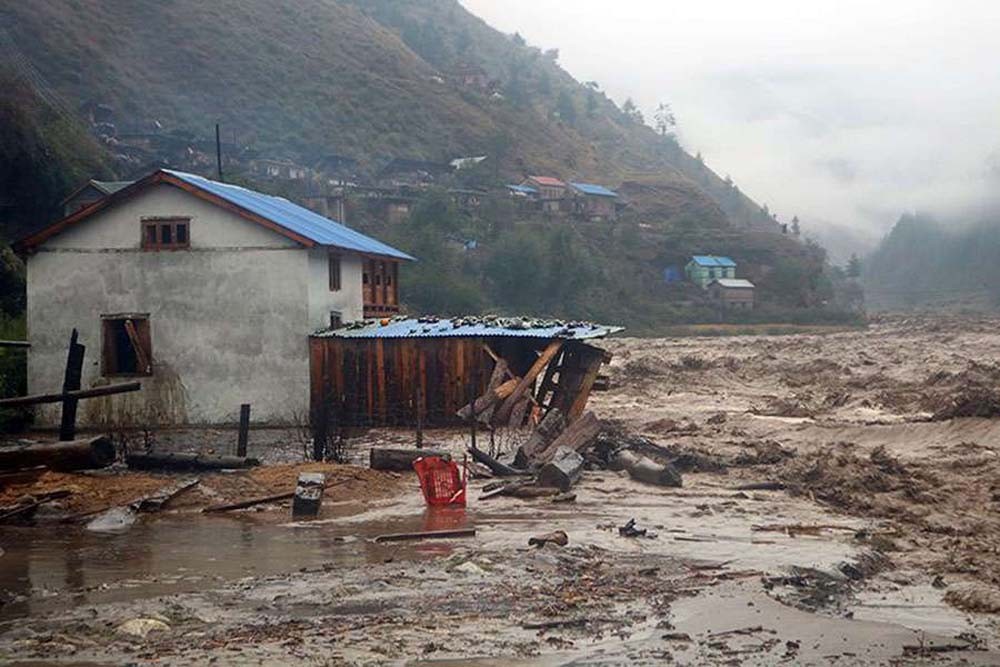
[312,316,624,339]
[690,255,736,267]
[164,170,415,261]
[570,182,619,198]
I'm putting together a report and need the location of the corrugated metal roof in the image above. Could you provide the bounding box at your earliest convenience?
[691,255,736,267]
[526,175,566,187]
[712,278,755,288]
[507,184,538,195]
[164,170,415,261]
[570,182,619,198]
[312,316,624,339]
[92,180,134,195]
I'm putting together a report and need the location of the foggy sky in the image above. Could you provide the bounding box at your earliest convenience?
[461,0,1000,251]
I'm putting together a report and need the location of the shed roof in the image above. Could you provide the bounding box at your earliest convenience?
[526,175,567,187]
[19,169,415,261]
[690,255,736,267]
[570,182,618,198]
[312,316,624,340]
[711,278,755,289]
[507,184,538,195]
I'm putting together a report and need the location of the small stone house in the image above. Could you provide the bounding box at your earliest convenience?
[520,176,568,214]
[569,182,619,221]
[17,169,414,427]
[685,255,737,289]
[708,278,755,310]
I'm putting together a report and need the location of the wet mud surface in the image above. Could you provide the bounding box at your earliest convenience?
[4,314,1000,664]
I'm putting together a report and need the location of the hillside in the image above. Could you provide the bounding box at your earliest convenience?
[864,213,1000,311]
[0,0,852,328]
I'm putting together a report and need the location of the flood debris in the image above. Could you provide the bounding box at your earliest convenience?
[619,518,656,539]
[528,530,569,547]
[126,451,259,471]
[615,449,682,487]
[0,436,115,472]
[537,447,584,491]
[291,472,325,517]
[116,618,171,639]
[373,528,477,543]
[0,489,71,523]
[369,447,450,471]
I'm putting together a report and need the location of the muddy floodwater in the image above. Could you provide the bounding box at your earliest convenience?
[4,315,1000,665]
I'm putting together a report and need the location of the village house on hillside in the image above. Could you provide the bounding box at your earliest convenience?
[685,255,737,289]
[61,179,133,216]
[570,182,620,222]
[16,169,413,427]
[708,278,756,310]
[520,175,569,214]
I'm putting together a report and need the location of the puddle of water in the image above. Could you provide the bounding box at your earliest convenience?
[849,583,975,636]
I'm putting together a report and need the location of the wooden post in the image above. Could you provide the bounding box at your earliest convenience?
[415,382,424,448]
[236,403,251,457]
[59,329,85,442]
[468,361,478,451]
[312,390,329,462]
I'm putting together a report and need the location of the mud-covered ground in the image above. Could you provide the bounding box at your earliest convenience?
[3,314,1000,665]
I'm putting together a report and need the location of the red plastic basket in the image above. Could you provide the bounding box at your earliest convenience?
[413,456,467,506]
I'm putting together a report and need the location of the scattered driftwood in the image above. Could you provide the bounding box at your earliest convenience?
[528,530,568,547]
[133,478,200,512]
[126,452,259,471]
[369,447,450,471]
[468,446,524,477]
[202,477,357,513]
[734,481,786,491]
[537,447,584,492]
[535,411,601,465]
[373,528,476,543]
[0,489,72,523]
[292,472,325,517]
[616,449,682,487]
[516,408,566,467]
[0,381,141,408]
[493,340,563,425]
[0,436,115,472]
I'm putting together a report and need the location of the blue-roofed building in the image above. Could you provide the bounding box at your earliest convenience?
[685,255,737,288]
[569,182,620,221]
[18,169,416,426]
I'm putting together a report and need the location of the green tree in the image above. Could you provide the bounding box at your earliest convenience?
[653,102,676,137]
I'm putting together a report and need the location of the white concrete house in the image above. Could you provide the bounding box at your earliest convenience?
[17,169,414,427]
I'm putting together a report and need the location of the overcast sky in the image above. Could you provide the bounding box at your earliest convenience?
[461,0,1000,249]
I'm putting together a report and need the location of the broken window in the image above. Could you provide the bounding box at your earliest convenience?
[142,217,190,251]
[328,252,341,291]
[102,316,152,376]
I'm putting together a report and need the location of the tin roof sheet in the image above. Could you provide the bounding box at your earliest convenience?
[164,170,415,260]
[526,175,567,187]
[312,316,624,339]
[570,182,619,198]
[712,278,755,288]
[691,255,736,267]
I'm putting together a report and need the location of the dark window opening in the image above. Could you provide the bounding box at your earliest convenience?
[375,275,381,285]
[102,316,152,376]
[362,273,369,284]
[329,311,342,329]
[142,217,190,251]
[328,252,341,291]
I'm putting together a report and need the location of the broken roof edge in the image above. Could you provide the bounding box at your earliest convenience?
[311,315,625,340]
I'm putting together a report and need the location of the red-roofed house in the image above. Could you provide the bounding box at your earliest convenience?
[520,176,568,213]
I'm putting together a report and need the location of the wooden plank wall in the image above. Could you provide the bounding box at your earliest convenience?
[311,336,518,427]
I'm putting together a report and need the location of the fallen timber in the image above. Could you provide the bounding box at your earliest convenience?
[0,436,115,472]
[537,447,584,492]
[369,447,450,471]
[0,381,141,408]
[202,476,360,513]
[373,528,476,543]
[126,452,259,471]
[0,489,72,523]
[468,445,524,476]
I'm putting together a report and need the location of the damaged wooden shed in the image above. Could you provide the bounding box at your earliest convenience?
[308,317,623,429]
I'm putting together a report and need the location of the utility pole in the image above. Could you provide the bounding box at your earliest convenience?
[215,123,224,182]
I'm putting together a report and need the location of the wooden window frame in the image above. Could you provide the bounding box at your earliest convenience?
[101,314,153,377]
[328,251,341,291]
[141,216,190,251]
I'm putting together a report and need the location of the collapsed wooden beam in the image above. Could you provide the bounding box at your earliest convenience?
[535,411,601,465]
[492,340,563,425]
[370,447,450,471]
[0,436,116,472]
[126,452,260,471]
[0,381,141,408]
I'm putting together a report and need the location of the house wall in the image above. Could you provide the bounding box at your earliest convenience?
[306,249,365,329]
[26,183,324,426]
